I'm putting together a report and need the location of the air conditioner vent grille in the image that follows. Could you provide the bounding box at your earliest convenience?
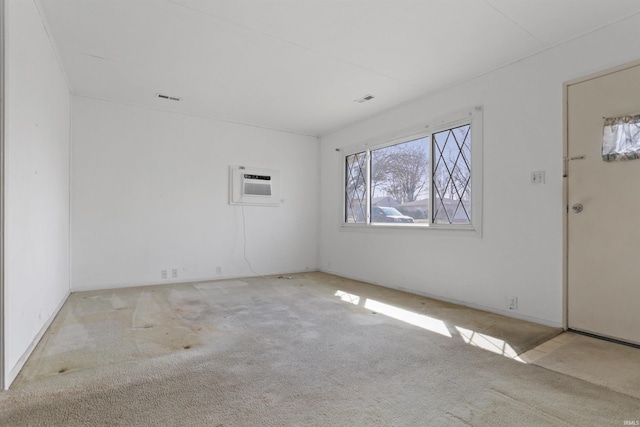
[244,182,271,196]
[243,174,272,196]
[229,166,279,206]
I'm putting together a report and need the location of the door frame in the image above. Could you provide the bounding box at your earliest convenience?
[562,58,640,333]
[0,0,5,391]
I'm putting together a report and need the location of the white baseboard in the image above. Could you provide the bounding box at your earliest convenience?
[318,268,562,328]
[71,268,319,292]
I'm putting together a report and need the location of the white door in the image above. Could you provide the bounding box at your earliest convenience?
[567,62,640,345]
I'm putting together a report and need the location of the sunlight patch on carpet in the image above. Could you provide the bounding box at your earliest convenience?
[456,326,524,362]
[335,289,526,361]
[335,290,360,305]
[363,299,452,338]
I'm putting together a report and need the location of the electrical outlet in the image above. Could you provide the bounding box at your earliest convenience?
[509,296,518,310]
[531,171,545,184]
[172,268,178,278]
[216,266,222,275]
[161,270,168,279]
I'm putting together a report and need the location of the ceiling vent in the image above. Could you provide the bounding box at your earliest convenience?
[354,94,375,103]
[157,93,182,102]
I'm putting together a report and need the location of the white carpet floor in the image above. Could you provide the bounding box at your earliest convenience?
[1,272,638,426]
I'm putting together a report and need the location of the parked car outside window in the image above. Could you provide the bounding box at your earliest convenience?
[371,206,414,223]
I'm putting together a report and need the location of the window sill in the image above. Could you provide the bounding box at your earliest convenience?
[340,222,481,237]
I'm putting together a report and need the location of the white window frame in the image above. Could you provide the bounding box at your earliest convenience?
[341,106,483,236]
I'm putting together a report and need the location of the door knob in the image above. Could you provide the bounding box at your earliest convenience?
[572,203,583,213]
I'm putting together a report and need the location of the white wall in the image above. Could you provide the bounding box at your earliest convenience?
[319,15,640,327]
[4,0,71,386]
[71,97,318,291]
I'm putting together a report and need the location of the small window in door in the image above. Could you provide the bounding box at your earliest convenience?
[602,115,640,161]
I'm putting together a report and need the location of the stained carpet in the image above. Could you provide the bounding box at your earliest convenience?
[1,273,638,426]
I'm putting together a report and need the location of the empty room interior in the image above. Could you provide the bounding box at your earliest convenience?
[3,0,640,425]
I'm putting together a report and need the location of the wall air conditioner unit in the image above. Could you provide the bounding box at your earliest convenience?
[229,166,280,206]
[242,173,272,197]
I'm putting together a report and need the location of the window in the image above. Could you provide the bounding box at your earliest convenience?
[345,151,367,223]
[602,115,640,161]
[343,108,481,229]
[370,137,429,224]
[433,125,471,224]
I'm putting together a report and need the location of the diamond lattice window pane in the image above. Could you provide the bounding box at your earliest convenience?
[345,152,367,223]
[433,125,471,224]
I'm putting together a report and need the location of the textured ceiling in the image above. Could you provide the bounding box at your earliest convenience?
[38,0,640,136]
